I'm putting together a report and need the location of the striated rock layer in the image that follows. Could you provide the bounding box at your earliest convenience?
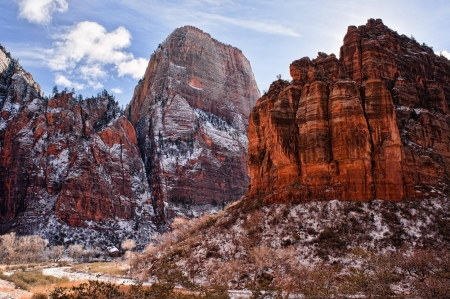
[248,19,450,203]
[128,26,260,218]
[0,93,154,230]
[0,45,155,246]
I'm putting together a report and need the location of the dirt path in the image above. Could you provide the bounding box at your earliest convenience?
[42,267,140,285]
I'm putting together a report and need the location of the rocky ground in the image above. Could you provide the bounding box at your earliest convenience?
[0,279,31,299]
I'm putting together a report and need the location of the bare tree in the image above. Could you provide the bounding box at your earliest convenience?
[270,247,298,299]
[399,249,450,299]
[124,250,137,274]
[171,217,193,242]
[342,250,402,299]
[68,244,84,263]
[20,235,48,263]
[249,246,272,284]
[121,239,136,252]
[0,232,17,264]
[121,239,137,274]
[48,245,65,263]
[0,233,49,264]
[293,264,342,299]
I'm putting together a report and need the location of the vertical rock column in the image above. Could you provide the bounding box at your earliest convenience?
[364,79,404,200]
[341,26,363,83]
[329,81,373,200]
[297,81,334,198]
[248,82,301,200]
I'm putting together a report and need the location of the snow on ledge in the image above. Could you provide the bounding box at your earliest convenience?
[188,83,203,91]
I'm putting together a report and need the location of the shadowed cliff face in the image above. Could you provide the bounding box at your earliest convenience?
[0,45,154,240]
[248,19,450,203]
[0,44,152,247]
[128,26,260,219]
[0,92,153,228]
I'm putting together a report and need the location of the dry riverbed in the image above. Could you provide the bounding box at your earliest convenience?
[1,263,252,299]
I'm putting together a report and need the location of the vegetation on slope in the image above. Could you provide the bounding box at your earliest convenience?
[132,197,450,298]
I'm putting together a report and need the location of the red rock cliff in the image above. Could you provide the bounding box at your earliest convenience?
[0,45,155,246]
[248,19,450,203]
[0,92,153,228]
[128,26,260,218]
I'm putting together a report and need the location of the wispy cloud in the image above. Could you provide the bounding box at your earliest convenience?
[121,0,299,37]
[16,0,68,25]
[197,12,301,37]
[87,80,103,90]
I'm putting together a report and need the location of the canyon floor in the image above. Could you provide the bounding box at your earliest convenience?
[0,262,252,299]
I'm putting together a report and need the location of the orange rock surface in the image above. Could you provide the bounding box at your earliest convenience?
[248,19,450,203]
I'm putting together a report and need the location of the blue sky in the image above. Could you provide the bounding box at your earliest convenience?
[1,0,449,107]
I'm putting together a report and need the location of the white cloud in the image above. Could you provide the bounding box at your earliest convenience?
[111,87,124,94]
[16,0,68,25]
[36,21,148,92]
[79,64,107,80]
[47,21,133,71]
[55,74,84,90]
[436,50,450,59]
[118,58,148,79]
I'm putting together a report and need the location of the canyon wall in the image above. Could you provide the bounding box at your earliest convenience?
[0,46,154,245]
[248,19,450,203]
[128,26,260,218]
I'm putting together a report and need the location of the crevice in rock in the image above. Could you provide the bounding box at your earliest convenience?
[359,85,377,199]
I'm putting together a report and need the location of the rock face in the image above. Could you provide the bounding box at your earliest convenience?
[1,94,150,225]
[128,26,260,218]
[248,19,450,203]
[0,45,154,246]
[0,45,42,125]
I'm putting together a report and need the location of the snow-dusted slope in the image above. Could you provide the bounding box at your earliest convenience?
[0,45,42,128]
[138,196,450,290]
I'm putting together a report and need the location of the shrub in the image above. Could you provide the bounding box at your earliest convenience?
[121,239,137,251]
[49,280,230,299]
[0,271,68,291]
[50,281,121,299]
